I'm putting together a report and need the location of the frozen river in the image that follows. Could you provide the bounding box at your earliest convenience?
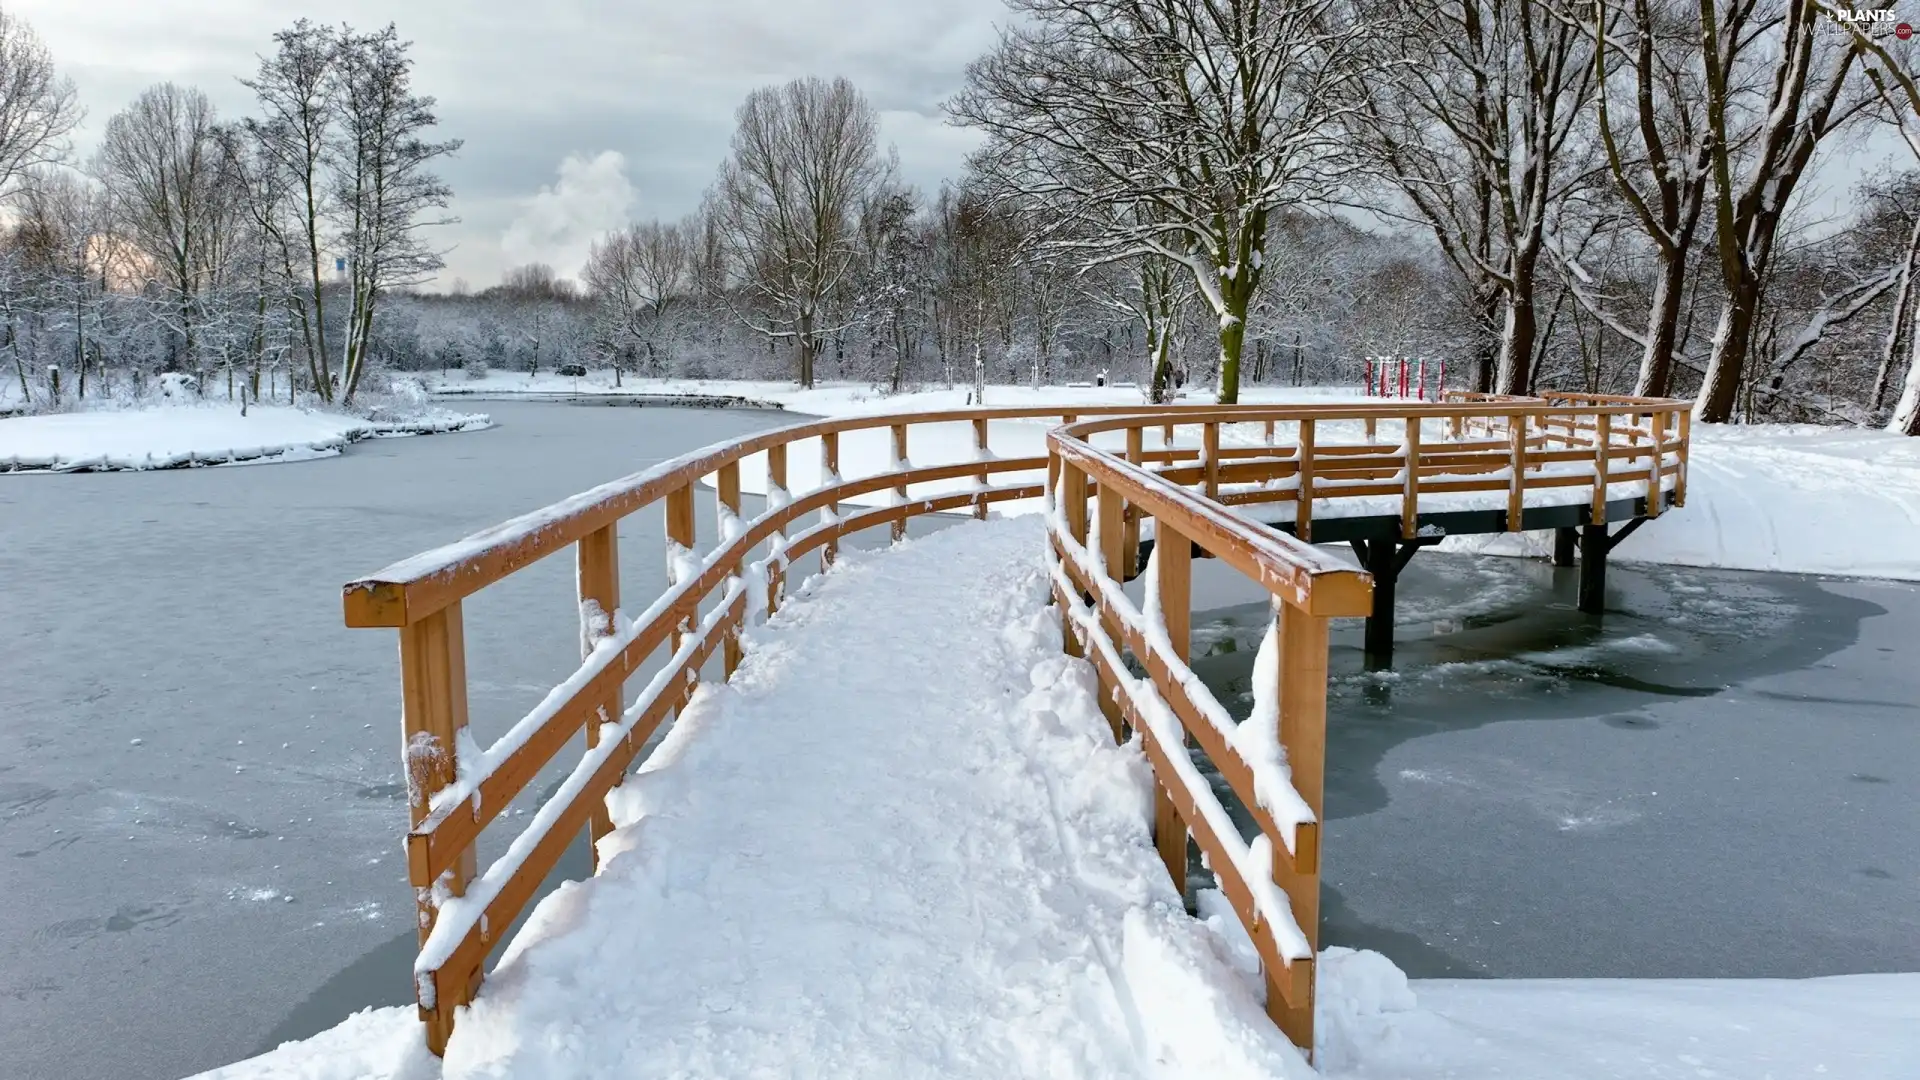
[1,400,1914,1079]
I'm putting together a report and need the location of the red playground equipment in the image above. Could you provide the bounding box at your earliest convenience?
[1362,356,1445,402]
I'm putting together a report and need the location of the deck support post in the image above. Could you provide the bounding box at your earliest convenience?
[1361,538,1397,664]
[1578,523,1608,614]
[1553,526,1577,567]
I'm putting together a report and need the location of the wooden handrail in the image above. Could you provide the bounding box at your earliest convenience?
[343,391,1691,1059]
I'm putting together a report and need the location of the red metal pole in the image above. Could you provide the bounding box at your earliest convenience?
[1418,358,1428,401]
[1363,356,1373,397]
[1398,358,1408,398]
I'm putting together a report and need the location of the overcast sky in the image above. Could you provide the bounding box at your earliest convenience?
[11,0,1004,290]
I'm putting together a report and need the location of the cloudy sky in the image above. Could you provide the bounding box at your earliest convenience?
[11,0,1004,290]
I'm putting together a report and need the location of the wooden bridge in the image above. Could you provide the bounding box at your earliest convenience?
[341,392,1690,1068]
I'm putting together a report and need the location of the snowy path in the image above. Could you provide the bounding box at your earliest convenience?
[423,516,1287,1079]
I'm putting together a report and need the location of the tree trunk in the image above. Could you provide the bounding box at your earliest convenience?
[1497,253,1539,394]
[1873,214,1920,414]
[1635,251,1688,398]
[1696,279,1759,423]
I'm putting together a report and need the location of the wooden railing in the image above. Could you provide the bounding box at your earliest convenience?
[342,391,1689,1058]
[342,404,1208,1054]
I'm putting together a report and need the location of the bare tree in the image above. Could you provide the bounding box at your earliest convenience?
[708,76,890,388]
[955,0,1365,403]
[1581,0,1715,397]
[330,24,460,403]
[1693,0,1863,422]
[0,7,78,196]
[242,19,340,399]
[1354,0,1597,395]
[583,217,695,376]
[96,83,235,371]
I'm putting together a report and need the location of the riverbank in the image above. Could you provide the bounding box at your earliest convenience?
[0,403,492,473]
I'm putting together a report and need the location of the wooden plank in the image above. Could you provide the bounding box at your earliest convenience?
[973,418,990,520]
[1061,464,1089,659]
[717,461,744,676]
[1123,427,1144,573]
[1647,410,1665,518]
[1402,417,1421,540]
[891,423,909,541]
[1270,604,1329,1052]
[1591,412,1611,525]
[1297,419,1315,542]
[396,601,476,1051]
[576,523,622,856]
[1676,410,1690,506]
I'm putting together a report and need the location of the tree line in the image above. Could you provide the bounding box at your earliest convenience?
[5,2,1920,435]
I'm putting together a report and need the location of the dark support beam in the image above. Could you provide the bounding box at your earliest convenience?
[1578,523,1608,614]
[1363,538,1398,664]
[1604,516,1647,554]
[1553,526,1577,567]
[1395,536,1443,575]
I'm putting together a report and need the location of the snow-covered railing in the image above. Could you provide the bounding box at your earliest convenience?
[339,402,1237,1056]
[1042,389,1691,1058]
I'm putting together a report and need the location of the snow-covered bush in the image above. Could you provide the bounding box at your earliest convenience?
[157,372,198,401]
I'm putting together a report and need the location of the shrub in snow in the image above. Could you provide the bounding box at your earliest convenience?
[157,372,198,401]
[464,362,489,381]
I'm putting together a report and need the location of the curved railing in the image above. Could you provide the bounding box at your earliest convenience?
[342,391,1689,1057]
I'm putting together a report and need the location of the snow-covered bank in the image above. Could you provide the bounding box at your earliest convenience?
[448,375,1920,584]
[194,947,1920,1079]
[1442,422,1920,581]
[0,404,491,473]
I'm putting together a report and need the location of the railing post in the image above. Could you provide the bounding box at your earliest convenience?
[1061,463,1089,660]
[717,461,744,676]
[576,525,623,859]
[1647,411,1665,519]
[1122,427,1144,576]
[1152,520,1191,894]
[973,418,990,520]
[1296,418,1315,542]
[822,431,841,568]
[1095,479,1127,742]
[1202,422,1221,502]
[767,443,788,614]
[1401,416,1421,540]
[666,483,696,657]
[1506,413,1525,532]
[1675,410,1690,507]
[398,601,477,1053]
[1270,601,1328,1055]
[1591,412,1611,525]
[891,423,909,541]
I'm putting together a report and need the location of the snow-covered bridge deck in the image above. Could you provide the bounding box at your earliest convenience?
[420,517,1291,1077]
[328,395,1695,1073]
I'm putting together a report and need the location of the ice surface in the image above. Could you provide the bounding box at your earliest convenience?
[0,403,489,472]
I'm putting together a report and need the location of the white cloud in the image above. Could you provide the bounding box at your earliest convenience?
[499,150,638,282]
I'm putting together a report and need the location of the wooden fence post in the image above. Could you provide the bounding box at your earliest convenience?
[822,431,841,568]
[666,483,696,658]
[1675,410,1690,507]
[717,461,744,676]
[1061,463,1089,659]
[1123,427,1144,574]
[1402,416,1421,539]
[1297,419,1316,542]
[767,443,788,614]
[399,602,478,1053]
[973,418,990,520]
[1152,522,1191,894]
[1507,414,1526,531]
[1591,413,1611,525]
[1270,602,1328,1056]
[1203,422,1221,501]
[576,526,622,859]
[891,423,909,541]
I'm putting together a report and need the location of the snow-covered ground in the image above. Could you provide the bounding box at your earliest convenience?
[189,518,1917,1080]
[427,374,1920,583]
[0,403,490,472]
